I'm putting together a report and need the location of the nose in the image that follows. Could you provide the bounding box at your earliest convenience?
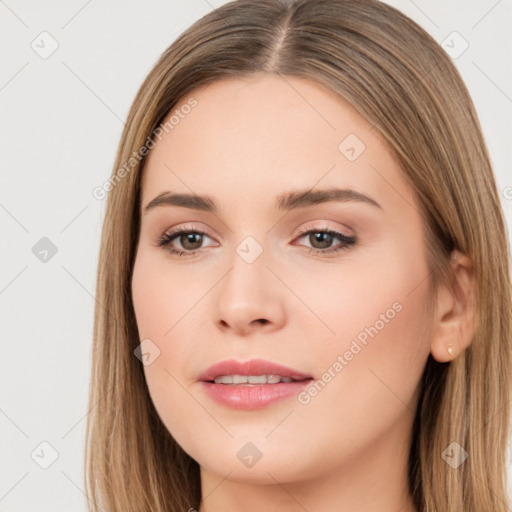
[214,247,285,336]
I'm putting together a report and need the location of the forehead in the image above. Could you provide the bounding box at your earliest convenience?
[140,74,417,216]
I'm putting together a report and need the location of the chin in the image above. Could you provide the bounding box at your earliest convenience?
[191,440,319,485]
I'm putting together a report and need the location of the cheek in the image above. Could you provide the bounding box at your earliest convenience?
[291,237,432,407]
[132,253,206,449]
[296,250,433,437]
[278,239,431,357]
[131,247,207,339]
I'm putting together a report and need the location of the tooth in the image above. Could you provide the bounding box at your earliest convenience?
[248,375,267,384]
[214,375,233,384]
[212,374,298,385]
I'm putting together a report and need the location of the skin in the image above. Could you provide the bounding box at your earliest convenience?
[131,73,476,512]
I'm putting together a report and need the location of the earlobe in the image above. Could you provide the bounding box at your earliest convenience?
[430,250,477,363]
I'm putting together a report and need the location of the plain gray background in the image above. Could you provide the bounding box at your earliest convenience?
[1,1,511,510]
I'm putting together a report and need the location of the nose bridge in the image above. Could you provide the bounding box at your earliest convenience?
[214,232,284,333]
[222,233,269,300]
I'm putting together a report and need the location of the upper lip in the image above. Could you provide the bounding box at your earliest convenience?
[198,358,313,382]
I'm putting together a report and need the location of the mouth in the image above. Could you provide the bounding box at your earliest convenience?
[197,359,314,410]
[208,374,310,385]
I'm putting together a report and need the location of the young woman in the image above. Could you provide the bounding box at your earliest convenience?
[85,1,512,510]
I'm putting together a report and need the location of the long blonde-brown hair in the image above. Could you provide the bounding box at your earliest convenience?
[85,1,512,510]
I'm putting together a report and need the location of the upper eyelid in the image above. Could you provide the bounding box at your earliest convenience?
[295,224,353,237]
[163,224,354,246]
[164,219,353,237]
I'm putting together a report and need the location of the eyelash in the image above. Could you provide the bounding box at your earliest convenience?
[156,225,357,258]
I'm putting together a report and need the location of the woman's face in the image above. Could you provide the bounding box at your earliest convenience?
[132,74,433,488]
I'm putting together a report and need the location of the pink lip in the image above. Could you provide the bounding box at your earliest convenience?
[198,358,313,410]
[197,358,313,382]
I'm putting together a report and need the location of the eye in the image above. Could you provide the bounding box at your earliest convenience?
[293,226,356,256]
[156,225,357,258]
[156,225,216,257]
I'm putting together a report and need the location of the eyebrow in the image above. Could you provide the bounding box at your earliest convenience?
[143,187,382,214]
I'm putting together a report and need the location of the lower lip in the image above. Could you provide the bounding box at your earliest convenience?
[200,380,312,410]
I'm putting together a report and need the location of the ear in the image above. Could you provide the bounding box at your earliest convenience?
[430,250,478,362]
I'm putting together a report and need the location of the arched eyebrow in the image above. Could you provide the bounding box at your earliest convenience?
[143,187,382,214]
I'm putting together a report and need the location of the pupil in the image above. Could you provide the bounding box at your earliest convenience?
[182,233,202,250]
[311,232,332,249]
